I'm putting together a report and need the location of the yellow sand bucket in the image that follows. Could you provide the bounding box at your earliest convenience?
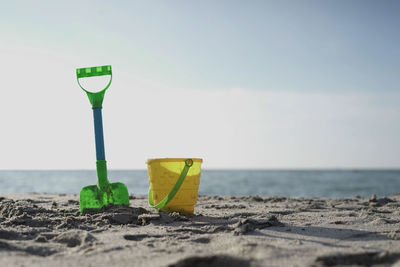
[147,158,203,214]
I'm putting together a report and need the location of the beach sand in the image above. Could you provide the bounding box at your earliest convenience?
[1,193,400,266]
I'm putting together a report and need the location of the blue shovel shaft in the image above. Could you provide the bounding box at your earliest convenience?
[92,108,110,190]
[93,108,106,161]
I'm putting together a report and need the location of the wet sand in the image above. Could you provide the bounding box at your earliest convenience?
[1,193,400,266]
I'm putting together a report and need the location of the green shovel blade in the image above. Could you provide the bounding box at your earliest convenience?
[80,182,129,213]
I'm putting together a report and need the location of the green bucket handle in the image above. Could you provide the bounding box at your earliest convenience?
[148,158,194,210]
[76,65,112,109]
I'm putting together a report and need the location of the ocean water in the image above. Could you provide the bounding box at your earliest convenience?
[0,170,399,198]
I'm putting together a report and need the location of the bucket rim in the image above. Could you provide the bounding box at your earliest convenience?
[146,158,203,165]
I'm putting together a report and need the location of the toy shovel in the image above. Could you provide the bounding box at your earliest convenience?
[76,65,129,213]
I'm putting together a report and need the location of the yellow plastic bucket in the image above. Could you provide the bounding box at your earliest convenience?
[146,158,203,214]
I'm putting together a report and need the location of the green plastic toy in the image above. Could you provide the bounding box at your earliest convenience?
[76,65,129,213]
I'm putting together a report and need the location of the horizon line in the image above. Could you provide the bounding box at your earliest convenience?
[0,168,399,171]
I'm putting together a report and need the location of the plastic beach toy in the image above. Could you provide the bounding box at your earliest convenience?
[76,65,129,213]
[147,158,203,214]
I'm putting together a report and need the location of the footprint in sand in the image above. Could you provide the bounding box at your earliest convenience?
[191,237,211,244]
[0,239,57,257]
[123,234,163,241]
[53,230,96,248]
[312,251,400,267]
[168,255,251,267]
[0,229,21,240]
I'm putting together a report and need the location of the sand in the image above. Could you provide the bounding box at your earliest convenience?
[1,193,400,267]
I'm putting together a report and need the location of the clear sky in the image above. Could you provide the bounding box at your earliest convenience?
[0,0,399,169]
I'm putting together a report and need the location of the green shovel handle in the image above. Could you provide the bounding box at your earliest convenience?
[76,65,112,108]
[148,159,194,210]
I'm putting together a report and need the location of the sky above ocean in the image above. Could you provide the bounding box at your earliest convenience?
[0,0,399,169]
